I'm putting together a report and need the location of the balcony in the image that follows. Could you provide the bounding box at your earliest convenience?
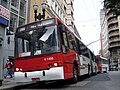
[108,26,119,33]
[108,20,118,26]
[109,33,119,38]
[62,0,67,10]
[109,43,120,49]
[107,14,116,20]
[67,14,74,22]
[106,8,110,14]
[67,4,74,13]
[109,38,120,44]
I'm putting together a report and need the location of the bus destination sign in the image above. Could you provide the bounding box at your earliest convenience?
[17,18,55,33]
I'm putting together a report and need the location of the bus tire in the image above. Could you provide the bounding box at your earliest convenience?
[88,65,91,76]
[71,64,78,84]
[0,81,2,86]
[95,67,97,75]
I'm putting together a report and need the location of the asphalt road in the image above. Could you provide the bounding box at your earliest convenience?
[17,71,120,90]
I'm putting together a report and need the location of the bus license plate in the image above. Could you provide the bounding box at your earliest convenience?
[31,78,40,81]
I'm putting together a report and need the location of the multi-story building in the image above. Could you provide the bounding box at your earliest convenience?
[4,0,28,61]
[28,0,75,32]
[100,9,109,58]
[0,0,28,82]
[101,1,120,70]
[0,0,10,85]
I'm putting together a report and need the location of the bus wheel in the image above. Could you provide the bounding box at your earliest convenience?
[88,65,91,76]
[0,81,2,86]
[95,67,97,75]
[71,64,78,84]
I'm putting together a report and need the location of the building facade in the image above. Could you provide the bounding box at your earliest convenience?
[101,1,120,70]
[28,0,75,31]
[4,0,28,62]
[0,0,28,83]
[0,2,10,85]
[100,9,109,58]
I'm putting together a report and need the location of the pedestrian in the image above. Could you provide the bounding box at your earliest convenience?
[4,59,13,78]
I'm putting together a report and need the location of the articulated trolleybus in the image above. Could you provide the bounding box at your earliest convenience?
[14,17,97,83]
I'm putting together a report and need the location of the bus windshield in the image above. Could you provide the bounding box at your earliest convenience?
[15,25,60,58]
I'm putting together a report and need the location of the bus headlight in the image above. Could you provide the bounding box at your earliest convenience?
[54,63,58,67]
[20,68,23,71]
[16,68,19,71]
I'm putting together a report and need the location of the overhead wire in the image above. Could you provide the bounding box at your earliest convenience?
[82,0,92,18]
[91,0,101,30]
[91,0,99,19]
[78,0,101,27]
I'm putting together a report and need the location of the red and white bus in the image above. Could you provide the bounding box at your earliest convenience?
[14,17,97,83]
[96,55,102,73]
[96,55,109,73]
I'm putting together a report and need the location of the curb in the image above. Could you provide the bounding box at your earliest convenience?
[0,80,34,90]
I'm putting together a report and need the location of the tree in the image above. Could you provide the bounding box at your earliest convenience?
[104,0,120,16]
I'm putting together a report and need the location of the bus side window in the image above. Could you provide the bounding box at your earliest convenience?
[67,32,73,49]
[79,41,89,59]
[62,32,69,53]
[67,32,77,51]
[75,38,81,55]
[60,26,69,53]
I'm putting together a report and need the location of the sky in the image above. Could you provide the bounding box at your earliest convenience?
[73,0,104,55]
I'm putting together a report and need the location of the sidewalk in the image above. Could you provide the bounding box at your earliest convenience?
[0,77,33,90]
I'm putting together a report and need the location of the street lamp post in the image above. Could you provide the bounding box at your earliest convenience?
[33,2,48,21]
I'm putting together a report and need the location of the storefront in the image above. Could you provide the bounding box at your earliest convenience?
[0,5,10,86]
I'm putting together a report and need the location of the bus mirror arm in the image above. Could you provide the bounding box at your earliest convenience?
[65,46,69,52]
[66,47,69,51]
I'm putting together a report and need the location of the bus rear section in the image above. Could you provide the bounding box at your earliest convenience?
[101,64,109,73]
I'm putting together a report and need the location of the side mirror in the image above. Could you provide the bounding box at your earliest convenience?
[65,46,69,51]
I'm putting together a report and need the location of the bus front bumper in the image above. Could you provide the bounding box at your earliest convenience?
[14,67,64,82]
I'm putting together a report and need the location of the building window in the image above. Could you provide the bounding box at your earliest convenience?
[117,49,120,55]
[9,14,18,32]
[112,50,117,55]
[11,0,19,9]
[60,11,63,19]
[64,6,66,13]
[58,8,60,17]
[65,18,67,25]
[52,1,55,10]
[71,1,73,6]
[1,0,10,9]
[19,17,25,26]
[64,0,66,3]
[71,11,73,16]
[20,0,26,17]
[55,4,57,14]
[71,21,73,26]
